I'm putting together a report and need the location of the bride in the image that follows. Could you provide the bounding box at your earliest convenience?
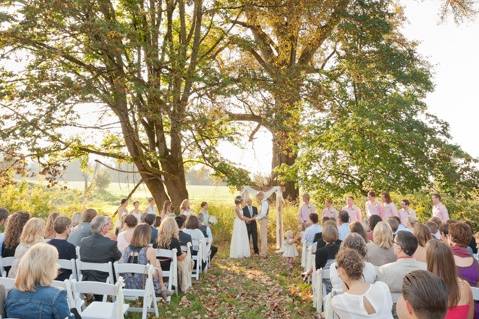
[229,195,251,258]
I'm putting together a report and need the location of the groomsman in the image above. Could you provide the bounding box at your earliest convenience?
[243,199,259,255]
[255,192,269,257]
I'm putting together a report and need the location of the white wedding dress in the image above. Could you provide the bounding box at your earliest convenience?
[229,207,251,258]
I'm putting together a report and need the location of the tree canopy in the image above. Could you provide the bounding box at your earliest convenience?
[0,0,477,205]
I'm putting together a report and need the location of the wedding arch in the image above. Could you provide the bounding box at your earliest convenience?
[241,186,285,250]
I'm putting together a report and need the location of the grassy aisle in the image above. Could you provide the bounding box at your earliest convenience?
[154,249,315,319]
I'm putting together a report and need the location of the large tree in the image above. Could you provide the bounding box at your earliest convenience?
[0,0,248,206]
[224,0,477,201]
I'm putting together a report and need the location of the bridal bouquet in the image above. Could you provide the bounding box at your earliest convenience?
[209,215,218,225]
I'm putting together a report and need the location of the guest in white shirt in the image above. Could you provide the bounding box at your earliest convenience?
[365,191,382,218]
[343,196,362,223]
[298,193,316,229]
[377,231,426,295]
[337,210,351,241]
[330,233,377,294]
[303,213,322,245]
[332,248,393,319]
[183,215,205,252]
[396,270,448,319]
[117,214,138,252]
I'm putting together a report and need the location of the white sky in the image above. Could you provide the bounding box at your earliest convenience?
[221,0,479,175]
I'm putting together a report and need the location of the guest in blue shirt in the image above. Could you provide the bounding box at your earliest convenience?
[337,210,351,241]
[303,213,322,245]
[5,242,74,319]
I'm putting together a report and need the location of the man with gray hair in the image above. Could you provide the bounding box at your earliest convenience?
[79,215,121,284]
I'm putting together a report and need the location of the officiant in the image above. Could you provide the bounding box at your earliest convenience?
[243,198,259,255]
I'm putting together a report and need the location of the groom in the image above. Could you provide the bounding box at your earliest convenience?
[243,198,259,255]
[255,192,269,257]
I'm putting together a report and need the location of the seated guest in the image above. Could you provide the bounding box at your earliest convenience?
[156,217,186,270]
[303,213,322,245]
[387,216,400,235]
[366,221,396,266]
[175,215,192,247]
[9,217,45,278]
[465,221,477,255]
[393,216,412,233]
[427,217,442,239]
[315,223,341,270]
[314,220,338,248]
[349,221,368,242]
[5,243,75,319]
[2,211,30,258]
[440,222,450,243]
[413,224,431,263]
[366,214,382,241]
[117,214,138,252]
[331,248,393,318]
[68,208,97,246]
[44,212,59,239]
[330,233,377,294]
[0,207,10,249]
[397,270,448,319]
[48,216,76,281]
[448,222,479,317]
[79,216,121,282]
[378,231,426,296]
[426,240,474,318]
[337,210,350,241]
[144,213,158,245]
[120,224,171,300]
[183,215,206,254]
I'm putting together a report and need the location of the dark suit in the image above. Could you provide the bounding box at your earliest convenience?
[243,205,259,254]
[79,233,122,283]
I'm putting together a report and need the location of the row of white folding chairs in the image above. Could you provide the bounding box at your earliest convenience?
[0,276,127,319]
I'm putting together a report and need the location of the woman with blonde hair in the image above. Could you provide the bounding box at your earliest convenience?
[9,217,46,277]
[5,243,74,319]
[156,217,186,269]
[44,212,59,239]
[365,221,396,266]
[179,199,193,217]
[413,223,432,263]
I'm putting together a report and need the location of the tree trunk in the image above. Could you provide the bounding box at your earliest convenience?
[140,172,170,210]
[271,132,299,202]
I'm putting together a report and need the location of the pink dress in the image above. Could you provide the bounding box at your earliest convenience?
[381,203,398,219]
[343,205,361,223]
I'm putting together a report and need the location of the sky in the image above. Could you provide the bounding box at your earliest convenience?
[220,0,479,175]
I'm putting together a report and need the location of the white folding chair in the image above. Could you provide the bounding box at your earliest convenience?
[71,279,129,319]
[472,287,479,301]
[76,260,114,284]
[113,262,159,319]
[191,239,204,281]
[312,268,323,311]
[156,248,178,295]
[301,240,307,269]
[0,256,15,277]
[58,258,77,280]
[0,276,15,290]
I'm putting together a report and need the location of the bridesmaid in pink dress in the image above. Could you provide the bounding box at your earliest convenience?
[426,240,474,319]
[381,192,398,220]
